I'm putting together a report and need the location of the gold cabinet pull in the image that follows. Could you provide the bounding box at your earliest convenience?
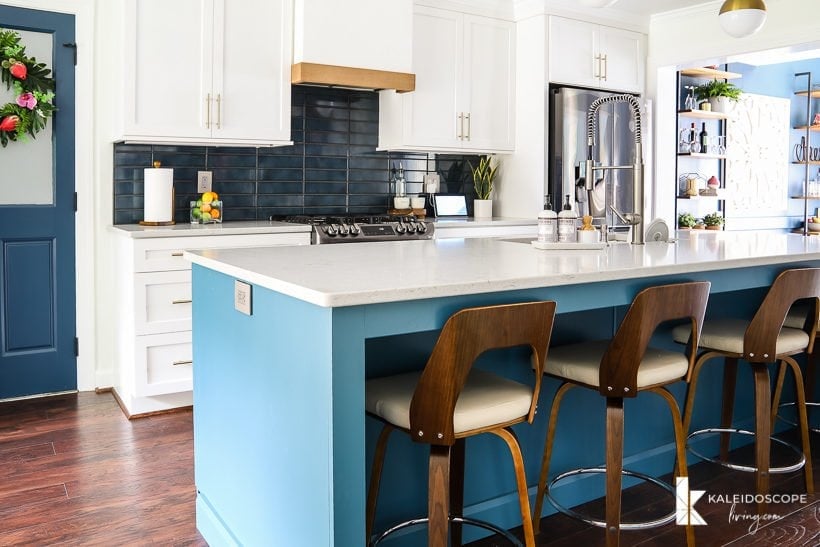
[216,94,222,129]
[601,54,608,81]
[465,113,471,141]
[457,112,464,140]
[172,298,192,305]
[172,359,193,366]
[205,93,211,129]
[594,54,601,79]
[171,252,184,257]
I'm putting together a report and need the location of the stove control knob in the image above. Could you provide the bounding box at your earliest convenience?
[337,223,349,236]
[405,222,416,233]
[325,225,338,236]
[395,222,406,234]
[349,223,361,236]
[415,222,427,233]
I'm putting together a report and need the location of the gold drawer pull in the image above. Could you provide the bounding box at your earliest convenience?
[172,360,193,366]
[171,252,184,257]
[172,298,192,305]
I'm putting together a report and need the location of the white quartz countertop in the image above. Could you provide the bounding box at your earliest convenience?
[184,231,820,308]
[110,220,311,238]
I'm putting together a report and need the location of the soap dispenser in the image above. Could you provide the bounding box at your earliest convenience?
[557,195,577,243]
[538,194,558,243]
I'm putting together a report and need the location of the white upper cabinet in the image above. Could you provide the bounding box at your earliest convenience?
[549,16,644,94]
[379,5,515,153]
[293,0,412,73]
[120,0,292,146]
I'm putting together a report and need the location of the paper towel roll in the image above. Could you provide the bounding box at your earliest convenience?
[144,167,174,223]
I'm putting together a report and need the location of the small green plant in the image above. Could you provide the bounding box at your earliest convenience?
[694,79,742,102]
[678,212,697,228]
[469,155,499,200]
[702,212,725,227]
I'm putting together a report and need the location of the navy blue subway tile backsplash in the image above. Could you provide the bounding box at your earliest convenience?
[113,86,480,225]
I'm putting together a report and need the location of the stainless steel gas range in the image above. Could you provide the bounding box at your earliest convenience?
[282,215,435,244]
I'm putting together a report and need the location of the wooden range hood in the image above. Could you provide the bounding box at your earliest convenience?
[291,62,415,93]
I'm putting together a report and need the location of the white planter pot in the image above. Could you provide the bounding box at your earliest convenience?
[708,97,729,113]
[473,199,493,219]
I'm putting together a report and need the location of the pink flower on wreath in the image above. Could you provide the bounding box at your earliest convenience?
[16,92,37,110]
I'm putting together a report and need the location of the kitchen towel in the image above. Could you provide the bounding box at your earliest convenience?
[143,164,174,223]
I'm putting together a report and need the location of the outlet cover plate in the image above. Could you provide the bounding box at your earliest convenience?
[197,171,213,193]
[234,280,252,315]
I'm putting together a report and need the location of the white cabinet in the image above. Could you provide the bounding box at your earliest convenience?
[114,231,310,417]
[379,5,515,153]
[549,16,644,94]
[121,0,292,146]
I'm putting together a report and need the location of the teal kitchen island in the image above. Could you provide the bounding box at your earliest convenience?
[184,231,820,546]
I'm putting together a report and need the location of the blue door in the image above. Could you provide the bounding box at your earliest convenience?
[0,6,76,398]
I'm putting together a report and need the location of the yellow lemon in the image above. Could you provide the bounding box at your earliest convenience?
[201,191,216,204]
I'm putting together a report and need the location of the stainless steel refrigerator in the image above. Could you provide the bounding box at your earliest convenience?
[548,85,639,228]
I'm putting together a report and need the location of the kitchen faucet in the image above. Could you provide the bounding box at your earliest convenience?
[583,94,644,245]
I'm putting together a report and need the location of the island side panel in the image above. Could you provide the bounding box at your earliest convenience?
[191,264,336,546]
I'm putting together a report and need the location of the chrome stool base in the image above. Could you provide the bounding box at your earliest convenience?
[370,515,523,547]
[687,428,806,473]
[546,467,676,530]
[776,402,820,435]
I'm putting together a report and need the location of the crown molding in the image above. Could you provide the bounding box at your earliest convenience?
[513,0,647,32]
[415,0,514,20]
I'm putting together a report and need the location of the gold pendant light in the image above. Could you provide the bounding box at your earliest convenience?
[719,0,767,38]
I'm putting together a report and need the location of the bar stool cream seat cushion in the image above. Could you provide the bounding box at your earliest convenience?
[546,340,689,388]
[366,368,532,434]
[672,319,810,355]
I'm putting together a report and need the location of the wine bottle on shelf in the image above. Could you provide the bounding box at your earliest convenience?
[699,123,708,154]
[689,123,699,153]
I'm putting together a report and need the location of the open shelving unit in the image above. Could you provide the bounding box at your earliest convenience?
[675,66,739,227]
[793,72,819,236]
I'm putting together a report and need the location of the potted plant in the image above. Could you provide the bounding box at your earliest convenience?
[677,212,697,229]
[702,212,725,230]
[469,155,499,219]
[693,79,742,113]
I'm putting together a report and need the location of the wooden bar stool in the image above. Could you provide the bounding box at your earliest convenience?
[365,301,556,547]
[533,281,710,547]
[674,268,818,499]
[772,302,820,434]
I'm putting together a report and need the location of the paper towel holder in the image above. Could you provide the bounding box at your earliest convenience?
[139,160,176,226]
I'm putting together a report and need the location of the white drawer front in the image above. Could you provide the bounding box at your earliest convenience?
[133,232,310,272]
[134,270,192,335]
[135,331,193,397]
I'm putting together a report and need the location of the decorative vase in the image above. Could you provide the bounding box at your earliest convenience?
[473,199,493,219]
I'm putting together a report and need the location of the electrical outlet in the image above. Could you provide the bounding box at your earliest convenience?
[197,171,213,193]
[234,280,252,315]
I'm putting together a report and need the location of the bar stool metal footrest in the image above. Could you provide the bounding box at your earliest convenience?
[546,467,676,530]
[687,428,806,473]
[776,402,820,435]
[370,515,523,547]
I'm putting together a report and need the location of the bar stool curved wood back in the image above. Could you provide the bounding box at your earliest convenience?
[533,281,710,547]
[366,301,556,547]
[675,267,819,499]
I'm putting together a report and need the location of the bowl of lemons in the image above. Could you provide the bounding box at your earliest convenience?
[190,191,222,223]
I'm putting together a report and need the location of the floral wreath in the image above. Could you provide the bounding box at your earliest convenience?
[0,29,56,148]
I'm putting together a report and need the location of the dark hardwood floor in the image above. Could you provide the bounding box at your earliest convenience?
[1,392,818,546]
[0,391,205,546]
